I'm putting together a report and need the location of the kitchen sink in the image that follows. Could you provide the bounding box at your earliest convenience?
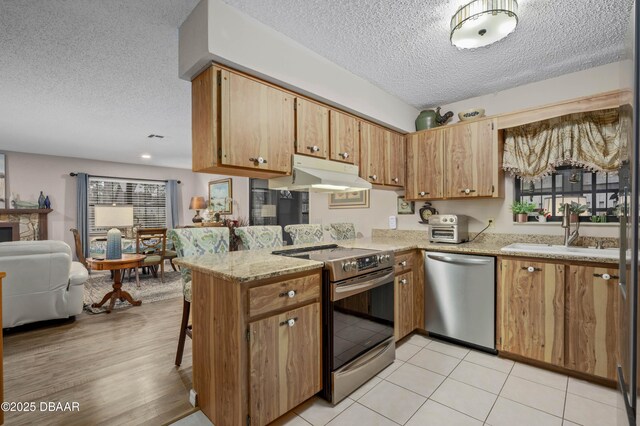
[501,243,620,260]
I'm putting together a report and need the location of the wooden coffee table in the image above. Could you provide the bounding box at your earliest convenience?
[87,254,146,313]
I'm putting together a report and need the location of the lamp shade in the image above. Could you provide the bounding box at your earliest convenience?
[94,205,134,227]
[450,0,518,49]
[189,196,207,210]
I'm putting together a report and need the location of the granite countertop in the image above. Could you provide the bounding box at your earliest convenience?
[174,231,620,283]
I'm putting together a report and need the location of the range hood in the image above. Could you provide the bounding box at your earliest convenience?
[269,155,372,193]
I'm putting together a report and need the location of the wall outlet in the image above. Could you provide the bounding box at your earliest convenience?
[487,218,495,227]
[389,215,397,230]
[189,389,197,407]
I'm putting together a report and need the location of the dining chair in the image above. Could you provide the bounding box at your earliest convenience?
[325,223,357,240]
[284,224,324,245]
[234,225,283,250]
[135,228,168,283]
[168,227,229,366]
[69,228,88,268]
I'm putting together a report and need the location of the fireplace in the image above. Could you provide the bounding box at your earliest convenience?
[0,222,19,242]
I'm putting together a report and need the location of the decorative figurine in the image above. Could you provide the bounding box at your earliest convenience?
[44,196,51,209]
[38,191,46,209]
[435,107,454,126]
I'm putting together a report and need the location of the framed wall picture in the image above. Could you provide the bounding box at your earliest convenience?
[397,196,415,214]
[0,153,5,208]
[328,190,369,209]
[208,178,233,214]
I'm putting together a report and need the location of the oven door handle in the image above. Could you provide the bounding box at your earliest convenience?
[332,270,395,302]
[427,254,492,266]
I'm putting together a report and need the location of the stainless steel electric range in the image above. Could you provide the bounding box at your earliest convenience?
[272,244,396,404]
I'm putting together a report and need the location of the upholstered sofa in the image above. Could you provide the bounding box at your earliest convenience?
[0,241,88,328]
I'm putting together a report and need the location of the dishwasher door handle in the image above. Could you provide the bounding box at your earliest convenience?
[426,254,493,266]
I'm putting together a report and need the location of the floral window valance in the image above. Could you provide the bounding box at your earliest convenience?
[503,108,627,181]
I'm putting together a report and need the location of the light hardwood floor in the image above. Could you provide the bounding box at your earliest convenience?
[3,298,193,426]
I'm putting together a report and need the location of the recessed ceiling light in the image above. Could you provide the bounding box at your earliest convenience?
[450,0,518,49]
[141,154,152,159]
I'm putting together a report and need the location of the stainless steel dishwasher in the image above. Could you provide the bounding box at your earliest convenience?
[424,251,496,352]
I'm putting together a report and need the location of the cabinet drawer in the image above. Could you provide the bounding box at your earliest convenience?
[394,252,414,274]
[249,274,320,317]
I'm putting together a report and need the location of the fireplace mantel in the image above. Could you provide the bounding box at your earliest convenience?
[0,209,53,240]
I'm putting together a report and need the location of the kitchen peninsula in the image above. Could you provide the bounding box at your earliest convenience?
[176,230,621,426]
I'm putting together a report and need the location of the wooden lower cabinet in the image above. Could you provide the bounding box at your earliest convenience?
[566,265,620,380]
[249,303,321,425]
[394,251,424,341]
[0,272,4,426]
[497,258,565,366]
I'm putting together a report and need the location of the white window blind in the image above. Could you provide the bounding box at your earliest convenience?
[88,177,166,234]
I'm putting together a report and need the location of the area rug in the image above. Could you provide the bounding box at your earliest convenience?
[83,270,183,314]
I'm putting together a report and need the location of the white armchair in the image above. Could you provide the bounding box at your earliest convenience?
[0,241,88,328]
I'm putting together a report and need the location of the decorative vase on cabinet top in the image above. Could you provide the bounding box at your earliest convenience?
[415,109,437,131]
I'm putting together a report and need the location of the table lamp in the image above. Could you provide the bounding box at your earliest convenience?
[95,205,134,260]
[189,196,207,223]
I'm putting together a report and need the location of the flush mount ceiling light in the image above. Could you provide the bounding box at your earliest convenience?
[450,0,518,49]
[141,154,151,159]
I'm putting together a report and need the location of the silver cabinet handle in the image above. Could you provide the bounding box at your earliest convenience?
[340,152,350,159]
[419,191,429,196]
[461,188,476,195]
[279,290,296,298]
[280,317,298,327]
[594,273,619,280]
[522,266,542,272]
[400,278,408,285]
[249,156,267,164]
[369,174,377,181]
[307,145,320,152]
[392,177,399,183]
[399,260,407,266]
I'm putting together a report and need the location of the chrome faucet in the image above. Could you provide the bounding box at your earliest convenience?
[561,203,580,247]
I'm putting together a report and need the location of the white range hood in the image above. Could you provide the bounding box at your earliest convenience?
[269,155,372,193]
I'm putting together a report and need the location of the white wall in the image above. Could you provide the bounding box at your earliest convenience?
[179,0,419,133]
[310,62,628,239]
[3,151,249,251]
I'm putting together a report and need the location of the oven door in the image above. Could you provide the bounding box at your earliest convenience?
[331,268,395,371]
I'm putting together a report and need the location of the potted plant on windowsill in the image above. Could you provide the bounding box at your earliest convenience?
[511,201,537,223]
[568,201,589,223]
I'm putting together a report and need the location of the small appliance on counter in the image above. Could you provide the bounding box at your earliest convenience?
[428,214,469,244]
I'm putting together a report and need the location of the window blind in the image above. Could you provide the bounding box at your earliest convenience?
[88,177,167,234]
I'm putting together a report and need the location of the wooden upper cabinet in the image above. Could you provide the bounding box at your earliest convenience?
[360,121,385,184]
[295,98,329,159]
[445,118,498,198]
[566,265,620,380]
[385,131,405,187]
[497,258,564,366]
[220,69,294,174]
[329,110,359,165]
[406,129,445,200]
[249,302,322,425]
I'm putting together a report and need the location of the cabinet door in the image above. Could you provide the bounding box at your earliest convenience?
[222,70,294,174]
[360,121,385,184]
[406,129,445,200]
[329,110,359,165]
[295,98,329,159]
[566,266,620,380]
[498,258,564,366]
[385,132,405,187]
[395,272,414,341]
[445,119,497,198]
[249,303,322,425]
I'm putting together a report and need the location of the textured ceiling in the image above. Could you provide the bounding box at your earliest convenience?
[0,0,633,169]
[0,0,198,169]
[223,0,634,109]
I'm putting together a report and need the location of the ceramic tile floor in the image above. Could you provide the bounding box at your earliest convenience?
[172,333,621,426]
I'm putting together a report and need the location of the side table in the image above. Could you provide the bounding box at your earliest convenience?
[87,254,145,313]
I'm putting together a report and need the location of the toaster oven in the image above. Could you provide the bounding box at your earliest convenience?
[429,214,469,244]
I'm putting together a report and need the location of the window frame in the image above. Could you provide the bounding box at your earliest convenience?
[514,166,621,223]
